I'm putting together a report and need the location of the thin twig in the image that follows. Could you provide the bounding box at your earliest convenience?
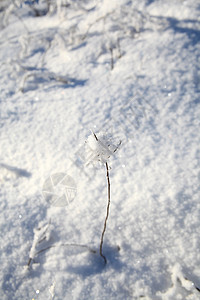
[117,37,122,58]
[19,71,70,93]
[114,140,122,152]
[110,47,114,70]
[27,243,96,267]
[99,162,111,264]
[11,0,30,33]
[80,11,114,41]
[184,277,200,293]
[27,257,32,267]
[36,243,96,256]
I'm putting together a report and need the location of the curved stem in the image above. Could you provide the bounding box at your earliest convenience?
[99,162,111,264]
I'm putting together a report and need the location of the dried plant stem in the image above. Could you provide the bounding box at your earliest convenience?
[117,38,122,58]
[110,47,114,70]
[36,243,96,256]
[27,243,96,267]
[99,162,111,264]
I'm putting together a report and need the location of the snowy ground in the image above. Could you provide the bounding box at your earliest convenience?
[0,0,200,299]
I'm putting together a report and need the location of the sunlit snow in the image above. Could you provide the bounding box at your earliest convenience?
[0,0,200,299]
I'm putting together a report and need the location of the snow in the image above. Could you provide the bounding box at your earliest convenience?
[0,0,200,299]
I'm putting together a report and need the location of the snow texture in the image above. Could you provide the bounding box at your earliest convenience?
[0,0,200,299]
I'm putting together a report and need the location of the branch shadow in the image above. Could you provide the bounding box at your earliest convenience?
[153,15,200,47]
[67,244,124,277]
[0,163,32,178]
[167,17,200,47]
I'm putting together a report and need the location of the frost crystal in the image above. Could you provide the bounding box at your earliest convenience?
[49,281,56,299]
[29,221,51,260]
[85,131,121,167]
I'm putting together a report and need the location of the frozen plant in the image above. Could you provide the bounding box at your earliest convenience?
[49,280,56,300]
[27,220,52,268]
[85,131,121,264]
[85,131,121,167]
[157,263,200,298]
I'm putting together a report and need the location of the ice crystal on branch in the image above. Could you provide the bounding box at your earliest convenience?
[27,220,52,268]
[85,131,121,167]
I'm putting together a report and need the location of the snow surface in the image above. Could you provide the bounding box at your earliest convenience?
[0,0,200,299]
